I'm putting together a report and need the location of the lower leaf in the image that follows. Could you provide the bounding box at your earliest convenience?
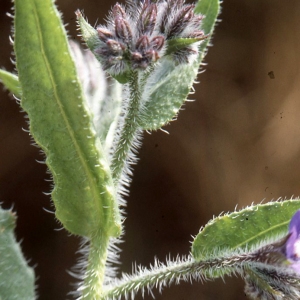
[0,206,35,299]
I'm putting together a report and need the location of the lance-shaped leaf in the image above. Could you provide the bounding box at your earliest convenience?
[0,70,22,98]
[138,0,220,130]
[14,0,121,237]
[0,206,35,299]
[192,200,300,261]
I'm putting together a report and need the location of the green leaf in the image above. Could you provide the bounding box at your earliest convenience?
[138,0,220,130]
[112,72,131,84]
[14,0,121,238]
[138,59,199,130]
[0,70,22,98]
[192,200,300,261]
[194,0,220,36]
[194,0,220,64]
[0,206,35,299]
[165,37,208,56]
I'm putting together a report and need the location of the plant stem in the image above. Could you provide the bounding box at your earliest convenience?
[82,232,110,299]
[100,251,264,299]
[110,70,141,182]
[101,256,238,299]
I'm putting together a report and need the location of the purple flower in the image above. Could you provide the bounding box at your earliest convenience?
[250,210,300,270]
[285,210,300,271]
[243,210,300,299]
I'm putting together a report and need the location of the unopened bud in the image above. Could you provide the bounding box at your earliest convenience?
[112,3,127,19]
[82,0,205,76]
[97,27,114,42]
[115,17,132,43]
[138,2,157,35]
[106,39,124,55]
[189,30,206,39]
[135,35,150,52]
[168,5,195,38]
[150,36,165,51]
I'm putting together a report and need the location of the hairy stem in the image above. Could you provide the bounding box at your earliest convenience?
[110,71,141,181]
[101,255,245,299]
[82,232,110,299]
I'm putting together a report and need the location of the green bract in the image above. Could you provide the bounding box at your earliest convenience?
[138,0,220,130]
[138,59,198,129]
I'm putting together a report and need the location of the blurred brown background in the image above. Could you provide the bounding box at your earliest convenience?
[1,0,300,299]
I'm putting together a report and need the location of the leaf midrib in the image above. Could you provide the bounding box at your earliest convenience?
[232,219,289,250]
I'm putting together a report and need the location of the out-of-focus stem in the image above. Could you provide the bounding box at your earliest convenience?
[110,70,141,182]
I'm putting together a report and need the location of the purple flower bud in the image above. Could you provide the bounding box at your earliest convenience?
[137,2,157,35]
[189,30,206,39]
[167,5,195,38]
[91,0,205,75]
[135,35,150,52]
[106,39,124,54]
[131,52,148,69]
[150,36,165,51]
[112,4,132,43]
[97,27,114,42]
[144,49,159,63]
[131,35,160,70]
[112,3,127,20]
[115,17,132,43]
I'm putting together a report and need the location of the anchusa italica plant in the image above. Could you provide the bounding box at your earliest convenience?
[0,0,300,299]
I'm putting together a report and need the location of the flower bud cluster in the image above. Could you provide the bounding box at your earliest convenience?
[95,0,205,75]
